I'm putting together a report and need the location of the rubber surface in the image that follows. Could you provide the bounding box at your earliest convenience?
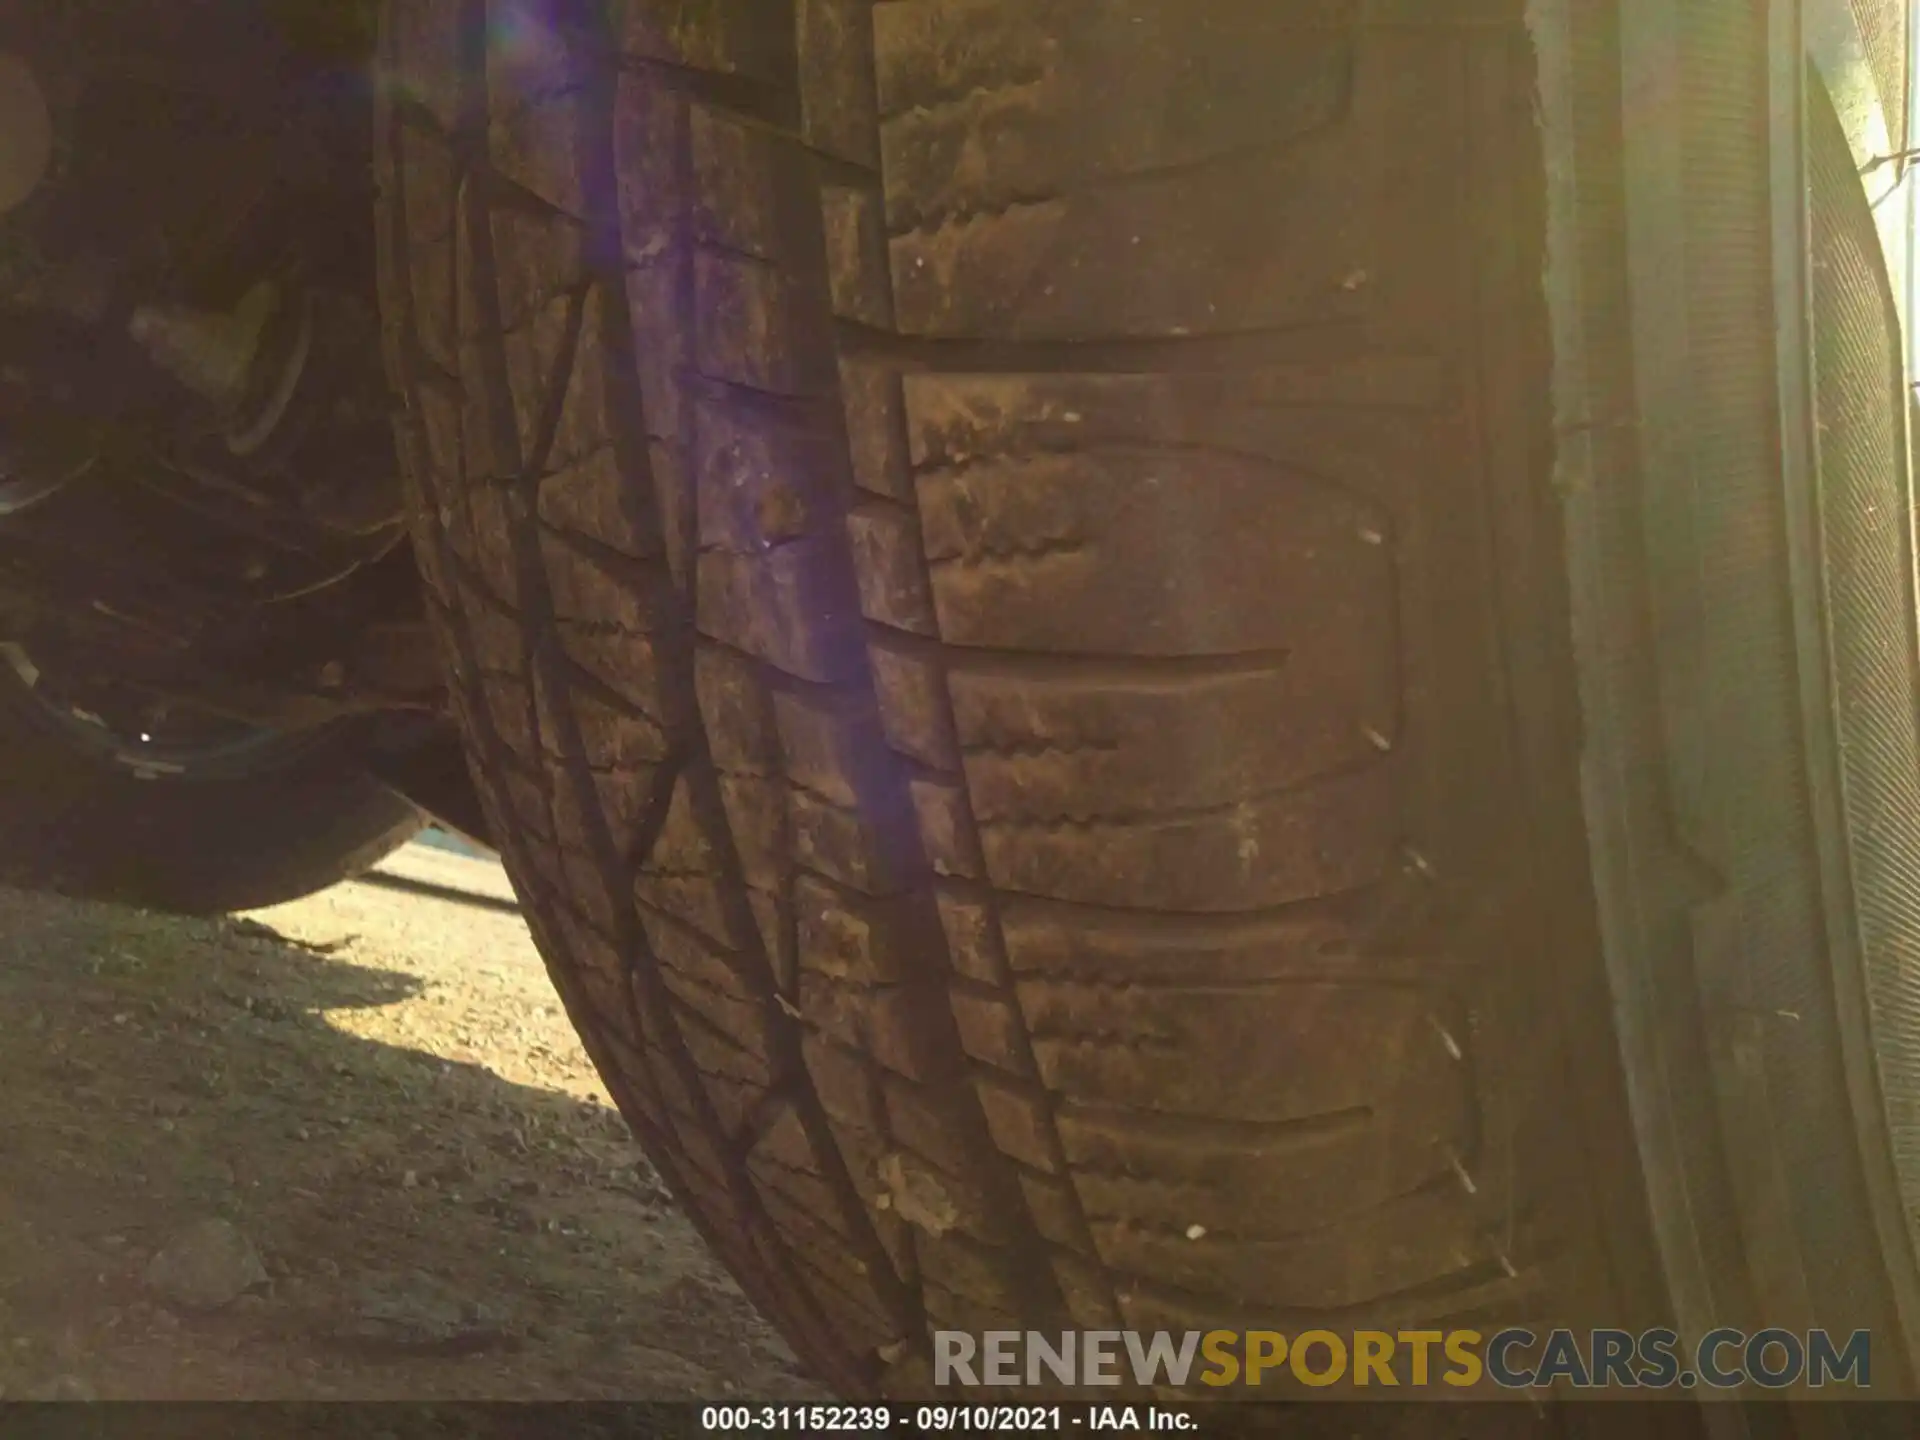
[376,0,1671,1396]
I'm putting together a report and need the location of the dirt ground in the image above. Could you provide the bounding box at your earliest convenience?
[0,838,822,1402]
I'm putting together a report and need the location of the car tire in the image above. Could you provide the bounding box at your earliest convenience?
[377,0,1920,1398]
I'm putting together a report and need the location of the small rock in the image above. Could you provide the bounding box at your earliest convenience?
[143,1219,267,1311]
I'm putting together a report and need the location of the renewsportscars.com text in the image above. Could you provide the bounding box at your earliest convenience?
[934,1328,1872,1391]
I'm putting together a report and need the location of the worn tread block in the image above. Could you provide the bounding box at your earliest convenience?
[950,992,1032,1078]
[910,1230,1023,1311]
[516,817,570,898]
[464,600,526,674]
[980,764,1394,911]
[751,1100,831,1175]
[640,901,760,991]
[920,447,1391,658]
[997,894,1422,986]
[695,1057,765,1134]
[695,644,782,773]
[876,1076,1001,1203]
[386,0,468,126]
[748,887,798,995]
[632,778,734,942]
[905,366,1446,477]
[908,776,982,879]
[591,762,668,840]
[1025,975,1454,1122]
[932,886,1011,986]
[644,903,760,998]
[399,135,460,360]
[480,674,537,755]
[1016,1170,1082,1249]
[846,499,939,634]
[488,83,592,219]
[538,445,655,557]
[612,68,688,237]
[558,841,622,935]
[798,965,875,1052]
[791,789,917,894]
[799,969,949,1083]
[1048,1250,1121,1328]
[840,354,916,501]
[694,391,837,553]
[888,145,1364,340]
[951,663,1381,824]
[754,1167,867,1267]
[697,543,865,683]
[772,685,897,810]
[1059,1055,1466,1234]
[550,905,644,1050]
[1091,1179,1491,1310]
[622,262,691,443]
[666,987,780,1085]
[798,874,909,983]
[695,250,813,395]
[550,681,671,769]
[691,107,783,259]
[786,1243,906,1350]
[538,527,662,632]
[616,0,789,81]
[557,621,669,719]
[412,379,466,488]
[870,1139,998,1242]
[719,772,789,887]
[823,184,896,327]
[513,277,612,469]
[800,0,883,167]
[866,631,959,766]
[500,764,558,840]
[802,1031,886,1132]
[876,0,1351,230]
[921,1281,1020,1336]
[633,867,731,944]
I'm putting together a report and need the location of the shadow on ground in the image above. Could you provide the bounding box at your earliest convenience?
[0,855,811,1402]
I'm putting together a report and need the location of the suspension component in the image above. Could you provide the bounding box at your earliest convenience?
[128,282,282,412]
[0,3,449,766]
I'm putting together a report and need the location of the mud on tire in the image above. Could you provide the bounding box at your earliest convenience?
[373,0,1677,1396]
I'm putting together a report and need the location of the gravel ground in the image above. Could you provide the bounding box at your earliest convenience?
[0,840,819,1401]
